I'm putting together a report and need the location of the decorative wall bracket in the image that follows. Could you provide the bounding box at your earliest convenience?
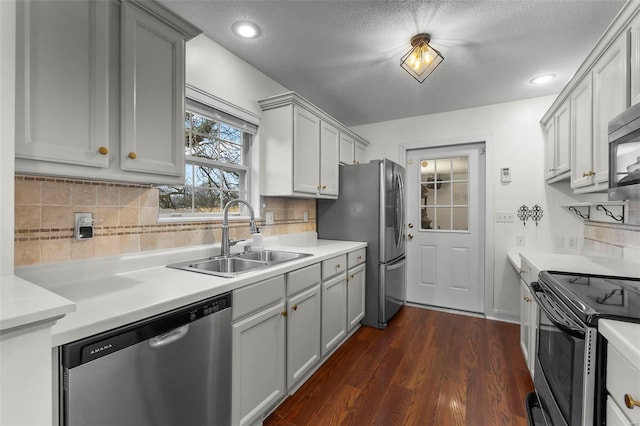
[563,202,627,223]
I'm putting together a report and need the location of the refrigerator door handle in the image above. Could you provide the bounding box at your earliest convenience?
[394,169,405,251]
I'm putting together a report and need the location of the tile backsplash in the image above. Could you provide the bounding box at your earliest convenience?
[583,201,640,259]
[14,175,316,266]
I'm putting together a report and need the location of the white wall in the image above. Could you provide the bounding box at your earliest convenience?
[186,35,288,118]
[352,96,596,320]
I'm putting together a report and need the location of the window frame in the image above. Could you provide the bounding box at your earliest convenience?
[158,97,257,223]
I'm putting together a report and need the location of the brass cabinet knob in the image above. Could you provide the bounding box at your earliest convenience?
[336,264,341,269]
[357,256,362,261]
[625,394,640,409]
[281,310,287,317]
[317,184,322,190]
[128,152,137,160]
[408,233,414,240]
[292,305,298,311]
[98,146,109,155]
[322,185,326,190]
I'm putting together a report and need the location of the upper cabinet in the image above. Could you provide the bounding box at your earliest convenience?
[541,3,640,193]
[15,0,200,185]
[259,92,369,199]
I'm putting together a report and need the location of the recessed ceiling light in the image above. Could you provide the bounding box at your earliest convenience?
[231,21,261,39]
[529,74,556,85]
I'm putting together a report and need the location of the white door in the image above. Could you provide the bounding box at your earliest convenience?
[405,143,485,313]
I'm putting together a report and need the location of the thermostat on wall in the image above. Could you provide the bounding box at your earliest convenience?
[501,167,511,183]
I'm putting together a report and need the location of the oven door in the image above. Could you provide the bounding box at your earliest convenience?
[530,282,591,426]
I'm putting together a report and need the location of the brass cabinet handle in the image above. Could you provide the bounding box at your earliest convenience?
[407,233,414,240]
[292,305,298,311]
[98,146,109,155]
[625,394,640,409]
[336,264,341,269]
[281,310,287,317]
[357,256,362,261]
[128,152,137,160]
[582,171,595,177]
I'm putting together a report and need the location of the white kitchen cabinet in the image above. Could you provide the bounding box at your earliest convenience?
[232,276,286,426]
[570,75,594,189]
[519,256,539,378]
[319,120,340,196]
[606,342,640,425]
[15,0,111,169]
[15,0,199,185]
[285,264,322,391]
[120,2,185,177]
[321,273,348,357]
[589,35,628,190]
[629,15,640,107]
[259,92,370,198]
[339,133,355,165]
[355,140,367,164]
[346,263,366,330]
[543,99,571,182]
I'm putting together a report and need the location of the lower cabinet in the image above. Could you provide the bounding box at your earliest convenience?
[519,257,539,378]
[321,273,348,357]
[231,276,286,426]
[347,263,366,331]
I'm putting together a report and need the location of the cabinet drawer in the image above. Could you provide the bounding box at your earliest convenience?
[322,254,347,280]
[347,248,366,268]
[287,263,321,296]
[607,343,640,424]
[233,275,285,321]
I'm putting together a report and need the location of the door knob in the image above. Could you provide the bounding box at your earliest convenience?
[407,233,414,240]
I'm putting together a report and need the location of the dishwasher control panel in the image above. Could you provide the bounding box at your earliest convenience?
[62,292,231,368]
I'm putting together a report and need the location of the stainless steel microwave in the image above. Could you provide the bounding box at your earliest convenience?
[609,102,640,200]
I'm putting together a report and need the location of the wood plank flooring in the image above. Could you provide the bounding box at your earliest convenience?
[265,306,533,426]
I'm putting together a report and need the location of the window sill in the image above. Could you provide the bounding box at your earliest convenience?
[158,214,259,224]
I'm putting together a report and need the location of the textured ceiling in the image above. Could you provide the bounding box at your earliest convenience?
[158,0,625,127]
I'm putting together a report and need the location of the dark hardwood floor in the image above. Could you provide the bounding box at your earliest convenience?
[264,306,533,426]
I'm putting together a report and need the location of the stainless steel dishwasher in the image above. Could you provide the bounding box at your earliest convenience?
[61,293,231,426]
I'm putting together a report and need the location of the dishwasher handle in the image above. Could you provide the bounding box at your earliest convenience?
[149,325,189,348]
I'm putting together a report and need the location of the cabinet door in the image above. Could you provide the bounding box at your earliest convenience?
[293,106,321,195]
[593,36,628,185]
[630,16,640,107]
[543,119,556,181]
[520,279,531,370]
[571,75,594,189]
[355,141,367,165]
[321,274,347,357]
[347,264,365,330]
[339,133,355,165]
[232,302,286,426]
[15,0,110,168]
[554,100,571,177]
[121,2,185,177]
[319,121,340,197]
[287,285,321,390]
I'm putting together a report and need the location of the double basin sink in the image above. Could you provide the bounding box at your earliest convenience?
[167,250,312,278]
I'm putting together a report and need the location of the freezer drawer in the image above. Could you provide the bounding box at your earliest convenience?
[379,256,406,327]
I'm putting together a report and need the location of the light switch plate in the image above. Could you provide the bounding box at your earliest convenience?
[265,211,274,225]
[516,235,525,246]
[496,211,514,222]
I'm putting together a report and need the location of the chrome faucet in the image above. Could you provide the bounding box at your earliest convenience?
[221,199,258,256]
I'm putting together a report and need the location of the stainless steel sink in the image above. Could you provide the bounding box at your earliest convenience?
[167,250,312,278]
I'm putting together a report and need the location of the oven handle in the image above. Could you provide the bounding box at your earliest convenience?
[530,282,586,339]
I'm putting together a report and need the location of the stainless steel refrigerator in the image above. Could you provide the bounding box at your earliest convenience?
[317,159,406,329]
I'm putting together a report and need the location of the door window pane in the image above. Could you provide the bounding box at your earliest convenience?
[419,155,469,231]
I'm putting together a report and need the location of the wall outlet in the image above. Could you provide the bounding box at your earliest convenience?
[303,211,308,222]
[516,235,525,246]
[265,211,274,225]
[496,211,515,223]
[568,237,577,249]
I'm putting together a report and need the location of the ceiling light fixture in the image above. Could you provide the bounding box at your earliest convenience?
[529,74,556,85]
[400,33,444,83]
[231,21,262,39]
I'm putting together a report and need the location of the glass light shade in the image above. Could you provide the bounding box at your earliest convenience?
[400,34,444,83]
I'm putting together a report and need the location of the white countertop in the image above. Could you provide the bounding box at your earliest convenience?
[512,251,640,279]
[0,274,75,332]
[599,319,640,368]
[15,233,366,347]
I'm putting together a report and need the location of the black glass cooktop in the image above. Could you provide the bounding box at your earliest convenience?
[538,271,640,326]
